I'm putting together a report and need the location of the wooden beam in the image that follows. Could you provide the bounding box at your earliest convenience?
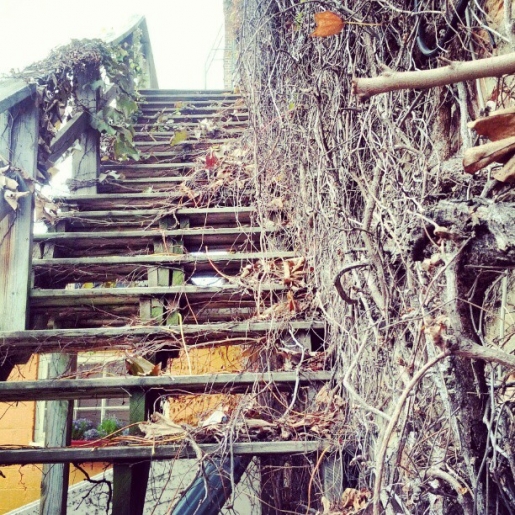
[34,250,290,267]
[0,371,331,402]
[29,283,287,307]
[0,80,36,114]
[0,96,38,378]
[0,441,328,465]
[40,353,76,515]
[56,206,255,226]
[33,226,264,241]
[48,111,89,163]
[72,67,99,195]
[0,321,324,355]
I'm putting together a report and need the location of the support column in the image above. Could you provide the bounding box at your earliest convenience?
[40,351,76,515]
[0,97,38,379]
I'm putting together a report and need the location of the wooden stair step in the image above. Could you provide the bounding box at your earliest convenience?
[98,176,193,194]
[139,105,246,115]
[139,100,240,108]
[0,371,331,402]
[134,133,241,143]
[132,137,239,146]
[0,321,324,355]
[136,112,248,122]
[30,283,288,307]
[133,120,246,130]
[56,207,255,228]
[33,251,297,283]
[33,227,266,252]
[138,89,238,97]
[0,441,327,465]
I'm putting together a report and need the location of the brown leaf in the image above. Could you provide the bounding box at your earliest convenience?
[468,106,515,141]
[311,11,344,37]
[493,152,515,182]
[463,136,515,174]
[341,488,371,512]
[126,355,160,376]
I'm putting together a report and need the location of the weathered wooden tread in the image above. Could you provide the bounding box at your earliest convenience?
[137,112,248,121]
[0,320,324,354]
[30,283,287,306]
[0,440,328,465]
[0,371,331,402]
[132,137,238,146]
[56,206,255,227]
[33,251,296,276]
[33,227,266,251]
[139,106,247,114]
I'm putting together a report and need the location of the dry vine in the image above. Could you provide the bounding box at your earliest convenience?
[235,0,515,513]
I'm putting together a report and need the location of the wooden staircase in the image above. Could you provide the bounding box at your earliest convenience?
[0,88,329,513]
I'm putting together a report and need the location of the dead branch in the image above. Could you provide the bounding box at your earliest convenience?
[353,53,515,101]
[372,351,452,515]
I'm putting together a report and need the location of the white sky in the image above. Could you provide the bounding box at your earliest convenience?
[0,0,225,89]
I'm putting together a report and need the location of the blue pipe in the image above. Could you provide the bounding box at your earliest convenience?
[171,456,251,515]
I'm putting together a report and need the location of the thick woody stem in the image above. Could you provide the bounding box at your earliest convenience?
[353,53,515,101]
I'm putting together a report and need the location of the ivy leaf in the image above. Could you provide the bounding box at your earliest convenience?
[90,116,116,136]
[170,130,189,146]
[90,79,105,91]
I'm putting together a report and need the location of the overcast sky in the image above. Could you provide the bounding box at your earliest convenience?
[0,0,225,89]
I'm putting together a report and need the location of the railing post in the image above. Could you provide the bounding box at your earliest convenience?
[40,65,99,513]
[0,95,38,379]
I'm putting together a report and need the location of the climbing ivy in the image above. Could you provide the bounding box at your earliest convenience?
[10,31,145,183]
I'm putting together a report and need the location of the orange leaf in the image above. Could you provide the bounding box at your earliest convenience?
[310,11,344,37]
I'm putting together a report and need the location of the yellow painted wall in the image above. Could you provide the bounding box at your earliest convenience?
[167,345,246,425]
[0,356,107,514]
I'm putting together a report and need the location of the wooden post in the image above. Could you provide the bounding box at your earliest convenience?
[112,391,150,515]
[0,96,38,380]
[72,66,99,195]
[40,67,99,512]
[40,352,76,515]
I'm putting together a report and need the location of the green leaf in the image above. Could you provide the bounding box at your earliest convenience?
[169,130,189,146]
[90,79,105,91]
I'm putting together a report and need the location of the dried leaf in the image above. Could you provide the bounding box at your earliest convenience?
[311,11,344,37]
[139,412,186,438]
[0,175,18,191]
[4,190,29,211]
[125,354,160,376]
[341,488,370,512]
[493,152,515,182]
[463,136,515,174]
[468,106,515,142]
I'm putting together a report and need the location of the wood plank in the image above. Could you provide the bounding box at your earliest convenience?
[33,251,295,275]
[139,106,246,115]
[132,137,238,146]
[34,227,261,242]
[30,283,287,307]
[0,80,36,114]
[137,112,248,121]
[48,111,89,163]
[133,120,246,130]
[0,371,331,402]
[0,321,324,355]
[56,206,254,227]
[0,98,38,336]
[0,441,327,465]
